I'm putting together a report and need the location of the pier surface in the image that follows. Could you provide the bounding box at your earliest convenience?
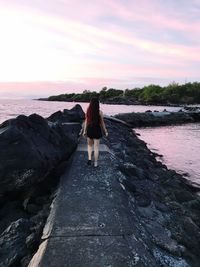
[28,138,138,267]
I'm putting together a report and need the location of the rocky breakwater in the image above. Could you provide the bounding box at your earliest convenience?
[0,105,84,267]
[115,110,200,127]
[102,118,200,266]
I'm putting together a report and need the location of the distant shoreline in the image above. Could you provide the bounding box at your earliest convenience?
[37,97,184,108]
[37,82,200,106]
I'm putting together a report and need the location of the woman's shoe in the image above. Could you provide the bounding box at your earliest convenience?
[87,160,92,165]
[94,161,98,168]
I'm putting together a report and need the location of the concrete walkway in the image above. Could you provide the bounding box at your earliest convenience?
[29,138,137,267]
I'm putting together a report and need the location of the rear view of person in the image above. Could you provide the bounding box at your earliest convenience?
[83,97,108,167]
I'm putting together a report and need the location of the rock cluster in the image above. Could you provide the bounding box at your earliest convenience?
[0,106,83,267]
[1,104,200,267]
[115,111,200,127]
[103,118,200,266]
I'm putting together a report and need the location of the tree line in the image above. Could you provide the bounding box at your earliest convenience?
[47,82,200,104]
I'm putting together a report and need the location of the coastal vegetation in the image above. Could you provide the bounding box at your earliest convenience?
[45,82,200,105]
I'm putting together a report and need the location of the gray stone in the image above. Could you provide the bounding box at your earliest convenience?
[0,218,31,267]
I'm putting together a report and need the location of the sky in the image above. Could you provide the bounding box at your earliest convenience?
[0,0,200,98]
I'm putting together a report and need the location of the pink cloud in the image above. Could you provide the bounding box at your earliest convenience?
[0,0,200,99]
[106,0,200,36]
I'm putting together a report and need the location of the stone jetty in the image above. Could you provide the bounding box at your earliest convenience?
[0,105,200,267]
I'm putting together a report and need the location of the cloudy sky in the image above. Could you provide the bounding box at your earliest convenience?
[0,0,200,98]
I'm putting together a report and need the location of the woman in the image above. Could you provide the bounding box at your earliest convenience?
[83,97,108,167]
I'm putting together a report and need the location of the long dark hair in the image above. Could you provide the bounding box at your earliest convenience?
[86,97,100,125]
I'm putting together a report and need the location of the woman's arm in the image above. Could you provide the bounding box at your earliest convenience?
[100,111,108,136]
[83,117,87,136]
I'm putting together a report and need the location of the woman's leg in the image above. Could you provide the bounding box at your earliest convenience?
[94,139,100,166]
[87,138,94,160]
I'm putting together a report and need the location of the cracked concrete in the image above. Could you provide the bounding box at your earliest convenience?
[28,138,141,267]
[27,118,200,267]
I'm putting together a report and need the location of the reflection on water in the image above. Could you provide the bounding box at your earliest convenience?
[136,123,200,186]
[0,99,181,124]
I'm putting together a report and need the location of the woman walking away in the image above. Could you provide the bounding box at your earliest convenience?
[83,97,108,167]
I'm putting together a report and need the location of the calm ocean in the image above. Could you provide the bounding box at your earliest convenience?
[0,99,199,187]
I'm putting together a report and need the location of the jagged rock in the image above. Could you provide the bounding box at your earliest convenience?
[103,118,200,265]
[0,201,26,235]
[0,106,84,266]
[0,218,32,267]
[0,113,78,197]
[26,233,37,249]
[118,163,145,180]
[47,104,85,123]
[1,109,200,266]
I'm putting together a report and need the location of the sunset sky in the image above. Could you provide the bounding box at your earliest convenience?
[0,0,200,98]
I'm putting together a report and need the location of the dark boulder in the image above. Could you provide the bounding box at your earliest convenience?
[0,113,78,197]
[47,104,85,123]
[0,106,84,266]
